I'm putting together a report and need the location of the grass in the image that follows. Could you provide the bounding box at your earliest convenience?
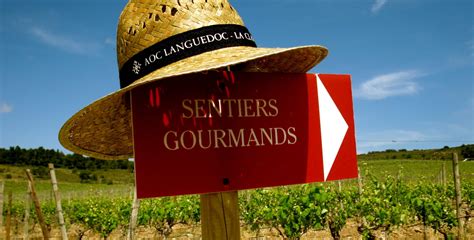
[0,164,134,183]
[1,158,473,201]
[1,164,134,201]
[4,180,133,202]
[359,159,474,184]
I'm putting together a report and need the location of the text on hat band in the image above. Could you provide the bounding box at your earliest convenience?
[119,24,257,88]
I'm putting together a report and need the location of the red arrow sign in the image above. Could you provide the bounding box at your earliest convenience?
[131,72,357,199]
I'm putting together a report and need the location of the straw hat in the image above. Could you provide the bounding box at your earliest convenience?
[59,0,328,160]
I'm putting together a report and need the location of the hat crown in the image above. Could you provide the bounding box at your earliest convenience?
[117,0,245,69]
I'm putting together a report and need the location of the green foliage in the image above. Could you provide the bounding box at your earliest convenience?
[65,197,131,238]
[41,201,58,227]
[32,166,49,179]
[359,159,474,185]
[360,144,473,161]
[138,196,200,237]
[78,170,98,183]
[245,178,472,239]
[355,176,412,239]
[0,146,133,170]
[9,200,58,232]
[463,183,473,211]
[2,174,473,239]
[409,184,457,238]
[461,144,474,158]
[326,186,358,240]
[270,186,328,239]
[242,185,331,239]
[240,188,277,236]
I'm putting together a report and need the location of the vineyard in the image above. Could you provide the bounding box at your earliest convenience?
[1,146,474,239]
[1,175,473,239]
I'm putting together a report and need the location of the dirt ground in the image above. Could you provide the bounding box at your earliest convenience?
[3,218,473,240]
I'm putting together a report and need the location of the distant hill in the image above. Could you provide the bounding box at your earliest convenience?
[1,145,473,170]
[0,146,133,170]
[357,144,474,161]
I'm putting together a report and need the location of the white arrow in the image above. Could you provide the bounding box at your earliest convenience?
[316,75,349,181]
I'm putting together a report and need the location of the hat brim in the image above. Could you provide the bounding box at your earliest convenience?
[59,45,328,160]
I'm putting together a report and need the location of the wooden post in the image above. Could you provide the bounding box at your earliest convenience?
[25,169,51,239]
[127,187,140,240]
[337,181,344,210]
[5,191,12,240]
[200,191,240,240]
[49,163,68,240]
[0,181,4,227]
[452,153,464,239]
[442,162,447,187]
[357,167,363,195]
[437,169,441,184]
[24,181,32,240]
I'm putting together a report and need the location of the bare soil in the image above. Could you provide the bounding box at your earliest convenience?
[3,217,473,239]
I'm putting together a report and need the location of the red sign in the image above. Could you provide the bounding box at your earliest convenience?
[131,72,357,199]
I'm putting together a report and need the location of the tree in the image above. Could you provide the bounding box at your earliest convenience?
[460,144,474,158]
[0,146,134,170]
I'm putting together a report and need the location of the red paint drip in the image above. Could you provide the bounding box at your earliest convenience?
[155,88,161,107]
[229,71,235,84]
[149,89,155,107]
[222,71,229,81]
[208,116,213,127]
[162,113,170,127]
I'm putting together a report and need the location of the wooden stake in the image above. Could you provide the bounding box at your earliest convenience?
[442,162,447,187]
[337,181,344,210]
[452,153,464,239]
[357,167,363,195]
[24,181,32,240]
[0,181,4,227]
[5,191,12,240]
[127,187,140,240]
[200,191,240,240]
[25,169,51,239]
[437,167,441,184]
[49,163,68,240]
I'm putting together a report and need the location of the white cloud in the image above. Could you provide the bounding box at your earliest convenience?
[0,102,13,113]
[31,26,100,55]
[371,0,387,14]
[104,37,115,45]
[355,70,423,100]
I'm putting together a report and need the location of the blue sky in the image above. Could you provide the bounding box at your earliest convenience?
[0,0,473,154]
